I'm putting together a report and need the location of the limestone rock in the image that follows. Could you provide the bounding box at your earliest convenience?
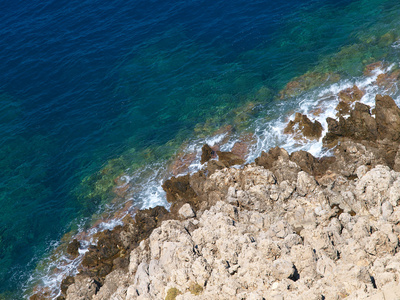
[178,203,195,219]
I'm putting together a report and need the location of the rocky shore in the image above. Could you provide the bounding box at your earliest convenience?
[33,92,400,299]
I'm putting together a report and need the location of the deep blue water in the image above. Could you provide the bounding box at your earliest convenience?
[1,0,400,298]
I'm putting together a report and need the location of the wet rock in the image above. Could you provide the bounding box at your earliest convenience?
[255,146,289,170]
[200,144,215,164]
[66,239,80,259]
[170,152,197,176]
[231,141,249,160]
[336,101,351,117]
[375,94,400,142]
[217,151,245,167]
[323,102,377,147]
[284,112,323,140]
[256,147,300,183]
[279,72,339,99]
[363,61,384,76]
[338,85,364,103]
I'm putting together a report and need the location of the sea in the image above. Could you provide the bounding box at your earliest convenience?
[1,0,400,298]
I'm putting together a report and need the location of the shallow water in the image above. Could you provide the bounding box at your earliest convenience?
[1,0,400,298]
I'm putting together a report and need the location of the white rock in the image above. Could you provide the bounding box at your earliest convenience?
[179,203,196,219]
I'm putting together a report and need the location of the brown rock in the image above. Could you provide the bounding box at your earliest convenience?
[205,159,226,175]
[323,102,377,148]
[162,175,197,203]
[255,147,289,170]
[363,62,383,76]
[60,276,75,295]
[231,142,249,160]
[335,101,351,117]
[170,152,197,176]
[200,144,214,164]
[217,151,245,167]
[375,94,400,142]
[284,112,323,140]
[338,85,364,103]
[290,150,335,178]
[66,239,81,259]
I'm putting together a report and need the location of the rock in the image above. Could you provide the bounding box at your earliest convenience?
[255,147,289,170]
[170,152,197,176]
[178,203,195,219]
[272,259,297,280]
[231,141,249,160]
[61,95,400,300]
[375,94,400,142]
[216,151,245,167]
[200,144,215,164]
[290,150,334,178]
[336,101,351,117]
[323,102,377,147]
[363,61,384,76]
[65,275,100,300]
[66,239,80,259]
[296,171,318,196]
[338,85,364,103]
[284,112,323,140]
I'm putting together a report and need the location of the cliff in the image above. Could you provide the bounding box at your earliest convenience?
[58,93,400,300]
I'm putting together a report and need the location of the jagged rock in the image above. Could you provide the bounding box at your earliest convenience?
[231,141,249,160]
[284,112,323,140]
[338,85,364,103]
[290,150,335,178]
[200,144,215,164]
[216,150,245,167]
[66,239,80,259]
[324,102,377,147]
[336,100,351,116]
[375,94,400,142]
[62,94,400,300]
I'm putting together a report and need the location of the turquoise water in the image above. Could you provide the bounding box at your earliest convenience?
[1,0,400,298]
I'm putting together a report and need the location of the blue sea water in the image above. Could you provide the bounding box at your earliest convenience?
[1,0,400,298]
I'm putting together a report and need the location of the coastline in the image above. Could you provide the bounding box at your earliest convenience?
[31,66,400,299]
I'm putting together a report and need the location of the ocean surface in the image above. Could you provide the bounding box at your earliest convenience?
[1,0,400,298]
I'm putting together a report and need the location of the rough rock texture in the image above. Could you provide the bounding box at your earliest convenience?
[338,85,364,103]
[77,163,400,300]
[62,94,400,300]
[284,112,323,140]
[200,144,214,164]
